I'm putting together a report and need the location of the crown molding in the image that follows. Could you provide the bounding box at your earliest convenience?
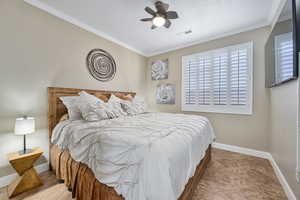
[268,0,287,26]
[23,0,147,57]
[270,0,288,29]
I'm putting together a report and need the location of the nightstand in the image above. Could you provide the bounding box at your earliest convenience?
[7,147,43,198]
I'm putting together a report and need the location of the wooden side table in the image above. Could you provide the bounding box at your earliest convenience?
[7,147,43,198]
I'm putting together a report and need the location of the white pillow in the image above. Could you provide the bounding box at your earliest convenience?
[77,91,109,121]
[59,96,82,120]
[106,94,128,118]
[78,91,104,104]
[121,96,147,115]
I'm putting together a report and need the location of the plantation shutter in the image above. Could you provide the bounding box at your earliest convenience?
[182,42,253,115]
[212,52,228,105]
[184,57,198,105]
[198,56,212,105]
[275,32,293,83]
[230,48,248,105]
[184,55,212,105]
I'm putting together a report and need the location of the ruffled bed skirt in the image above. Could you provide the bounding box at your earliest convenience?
[50,144,211,200]
[50,145,123,200]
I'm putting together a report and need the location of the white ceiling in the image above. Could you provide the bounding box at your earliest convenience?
[25,0,283,56]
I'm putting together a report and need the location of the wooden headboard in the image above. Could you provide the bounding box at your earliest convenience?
[47,87,136,140]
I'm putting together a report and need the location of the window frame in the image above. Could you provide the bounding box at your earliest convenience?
[181,42,253,115]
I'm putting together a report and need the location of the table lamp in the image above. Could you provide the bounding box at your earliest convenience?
[14,116,35,155]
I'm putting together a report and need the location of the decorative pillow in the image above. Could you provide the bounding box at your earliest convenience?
[81,101,110,121]
[106,94,128,118]
[121,96,147,115]
[59,96,82,120]
[77,91,109,121]
[79,91,104,104]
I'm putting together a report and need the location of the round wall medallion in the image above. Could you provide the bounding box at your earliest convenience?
[86,49,116,82]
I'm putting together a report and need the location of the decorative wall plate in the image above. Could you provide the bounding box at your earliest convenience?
[86,49,116,82]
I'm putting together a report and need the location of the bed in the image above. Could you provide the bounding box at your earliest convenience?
[48,87,215,200]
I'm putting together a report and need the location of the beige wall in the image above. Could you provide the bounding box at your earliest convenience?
[267,15,300,198]
[147,27,271,152]
[269,80,300,198]
[0,0,147,177]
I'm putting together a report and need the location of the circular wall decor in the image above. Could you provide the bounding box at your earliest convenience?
[86,49,116,82]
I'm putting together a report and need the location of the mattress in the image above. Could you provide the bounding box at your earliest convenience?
[51,112,215,200]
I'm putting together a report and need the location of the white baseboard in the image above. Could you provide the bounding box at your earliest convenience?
[213,142,297,200]
[212,142,271,159]
[268,156,297,200]
[0,163,49,188]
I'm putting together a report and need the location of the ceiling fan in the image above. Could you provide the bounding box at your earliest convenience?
[140,1,179,29]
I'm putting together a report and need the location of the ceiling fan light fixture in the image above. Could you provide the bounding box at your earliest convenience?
[152,16,166,27]
[141,1,178,29]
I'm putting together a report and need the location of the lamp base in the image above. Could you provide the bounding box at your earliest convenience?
[18,149,33,155]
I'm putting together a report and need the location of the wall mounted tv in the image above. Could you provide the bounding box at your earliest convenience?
[265,0,300,87]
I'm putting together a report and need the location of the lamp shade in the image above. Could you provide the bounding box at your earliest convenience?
[14,117,35,135]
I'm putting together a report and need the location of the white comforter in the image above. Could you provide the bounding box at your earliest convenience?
[51,112,215,200]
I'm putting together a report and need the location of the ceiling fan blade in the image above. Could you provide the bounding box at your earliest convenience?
[140,18,153,22]
[151,25,157,29]
[161,1,169,11]
[145,7,156,16]
[155,1,168,14]
[166,11,178,19]
[164,19,171,28]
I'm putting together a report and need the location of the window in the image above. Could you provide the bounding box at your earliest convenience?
[274,32,293,83]
[182,42,253,115]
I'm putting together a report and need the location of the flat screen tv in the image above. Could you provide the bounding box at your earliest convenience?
[265,0,300,87]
